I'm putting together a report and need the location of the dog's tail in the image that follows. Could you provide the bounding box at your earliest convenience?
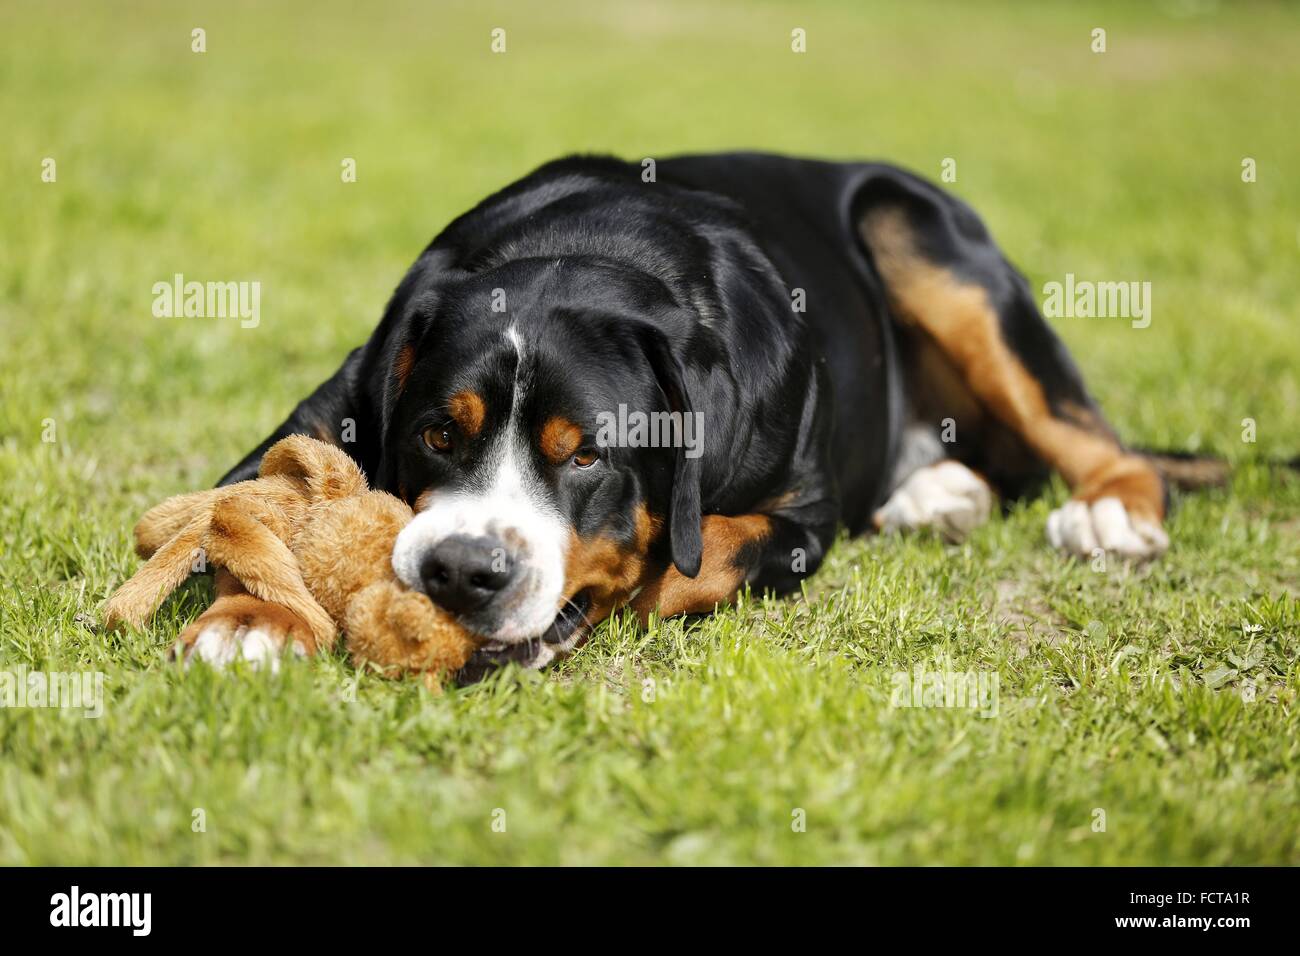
[1134,448,1300,491]
[1136,449,1232,491]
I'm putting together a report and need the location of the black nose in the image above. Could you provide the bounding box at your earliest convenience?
[420,535,515,614]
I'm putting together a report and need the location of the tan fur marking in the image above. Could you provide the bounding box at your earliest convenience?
[174,568,318,656]
[1071,457,1165,522]
[754,489,799,513]
[540,416,583,465]
[563,506,661,628]
[393,343,416,393]
[447,390,486,438]
[1057,400,1119,442]
[862,208,1164,523]
[182,595,319,656]
[632,514,772,618]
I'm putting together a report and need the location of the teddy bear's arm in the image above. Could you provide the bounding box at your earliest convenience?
[200,497,336,649]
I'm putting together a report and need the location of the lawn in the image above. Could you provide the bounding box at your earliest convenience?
[1,0,1298,865]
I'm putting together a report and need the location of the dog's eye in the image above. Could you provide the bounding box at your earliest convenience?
[422,424,455,453]
[572,447,599,469]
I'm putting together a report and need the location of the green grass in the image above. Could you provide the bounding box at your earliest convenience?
[2,0,1298,865]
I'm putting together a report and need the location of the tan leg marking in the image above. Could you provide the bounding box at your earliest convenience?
[862,209,1165,557]
[174,569,318,671]
[631,514,772,618]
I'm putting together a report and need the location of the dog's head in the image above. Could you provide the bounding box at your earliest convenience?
[383,256,705,668]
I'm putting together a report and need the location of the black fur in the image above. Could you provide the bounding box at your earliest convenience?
[220,152,1109,595]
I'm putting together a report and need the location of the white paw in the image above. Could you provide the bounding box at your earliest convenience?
[1046,497,1169,560]
[873,460,994,542]
[178,625,298,673]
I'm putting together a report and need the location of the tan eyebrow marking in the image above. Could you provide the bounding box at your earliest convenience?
[447,390,486,437]
[539,416,583,465]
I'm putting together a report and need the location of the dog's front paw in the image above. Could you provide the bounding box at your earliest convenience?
[1046,497,1168,561]
[174,594,314,673]
[873,460,994,542]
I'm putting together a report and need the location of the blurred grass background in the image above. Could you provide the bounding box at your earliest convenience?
[0,0,1297,864]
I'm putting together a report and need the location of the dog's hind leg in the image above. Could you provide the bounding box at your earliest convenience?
[856,176,1168,560]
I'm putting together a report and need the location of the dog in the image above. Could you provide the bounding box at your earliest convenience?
[177,153,1225,672]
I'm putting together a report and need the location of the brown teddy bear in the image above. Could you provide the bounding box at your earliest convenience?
[102,435,481,690]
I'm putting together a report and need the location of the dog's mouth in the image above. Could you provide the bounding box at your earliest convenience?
[457,591,593,681]
[542,590,593,646]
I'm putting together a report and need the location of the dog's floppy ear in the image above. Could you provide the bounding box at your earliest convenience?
[634,324,703,578]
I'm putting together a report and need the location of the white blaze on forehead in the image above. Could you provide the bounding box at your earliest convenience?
[391,324,570,643]
[505,324,524,360]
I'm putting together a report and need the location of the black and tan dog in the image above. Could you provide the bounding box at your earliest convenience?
[181,153,1223,671]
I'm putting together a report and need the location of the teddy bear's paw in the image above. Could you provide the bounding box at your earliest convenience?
[174,595,313,673]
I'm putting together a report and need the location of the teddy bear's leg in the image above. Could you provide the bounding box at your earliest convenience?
[175,569,319,672]
[175,499,337,671]
[103,509,214,632]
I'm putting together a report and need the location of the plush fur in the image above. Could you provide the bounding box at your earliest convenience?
[102,435,480,689]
